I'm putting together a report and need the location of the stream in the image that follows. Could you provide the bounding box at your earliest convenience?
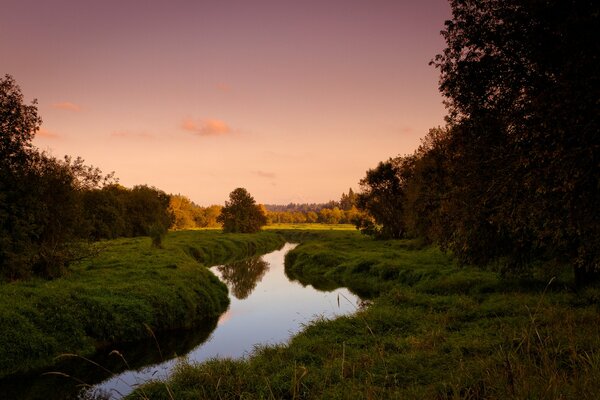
[2,243,362,399]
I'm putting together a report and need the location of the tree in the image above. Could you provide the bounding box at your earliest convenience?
[124,185,173,238]
[354,157,415,239]
[0,75,41,171]
[217,188,267,233]
[431,0,600,278]
[169,194,198,230]
[339,188,357,211]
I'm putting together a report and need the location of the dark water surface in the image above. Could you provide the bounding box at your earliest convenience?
[2,243,361,399]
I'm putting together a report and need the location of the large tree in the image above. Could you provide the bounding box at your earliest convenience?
[355,157,415,239]
[217,188,267,233]
[1,74,43,278]
[431,0,599,277]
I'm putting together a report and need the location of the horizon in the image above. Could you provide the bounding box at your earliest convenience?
[2,0,451,206]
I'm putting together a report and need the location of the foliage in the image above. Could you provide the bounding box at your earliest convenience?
[264,189,360,225]
[339,187,357,211]
[217,188,267,233]
[0,76,176,280]
[168,194,222,230]
[0,74,41,170]
[353,1,599,281]
[0,230,285,378]
[0,76,97,279]
[427,0,600,277]
[354,157,415,239]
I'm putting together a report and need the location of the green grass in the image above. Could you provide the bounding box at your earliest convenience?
[0,230,285,378]
[265,223,356,231]
[128,230,600,399]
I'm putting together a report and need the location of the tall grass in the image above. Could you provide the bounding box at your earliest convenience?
[0,230,285,378]
[127,230,600,399]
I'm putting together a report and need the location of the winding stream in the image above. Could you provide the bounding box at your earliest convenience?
[2,243,361,399]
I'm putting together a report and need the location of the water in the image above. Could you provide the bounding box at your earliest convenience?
[2,243,361,399]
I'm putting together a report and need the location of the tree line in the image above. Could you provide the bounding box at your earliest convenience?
[264,189,362,224]
[0,75,357,282]
[0,75,174,280]
[354,0,599,282]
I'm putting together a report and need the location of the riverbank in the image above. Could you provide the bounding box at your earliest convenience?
[130,230,600,399]
[0,230,285,378]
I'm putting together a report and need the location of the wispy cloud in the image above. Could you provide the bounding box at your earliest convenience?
[182,118,232,136]
[37,127,60,139]
[253,170,276,179]
[215,83,231,93]
[52,102,81,112]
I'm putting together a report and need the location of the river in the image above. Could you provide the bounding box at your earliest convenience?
[1,243,361,399]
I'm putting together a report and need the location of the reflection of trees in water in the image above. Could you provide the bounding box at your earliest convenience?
[216,257,270,299]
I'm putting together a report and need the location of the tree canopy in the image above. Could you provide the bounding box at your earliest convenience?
[356,0,599,282]
[0,75,175,280]
[217,188,267,233]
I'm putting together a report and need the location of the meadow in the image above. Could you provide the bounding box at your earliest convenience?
[129,230,600,399]
[0,230,285,377]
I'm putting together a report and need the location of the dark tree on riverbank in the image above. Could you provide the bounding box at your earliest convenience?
[358,0,599,282]
[0,75,175,280]
[217,188,267,233]
[354,157,414,239]
[0,75,87,278]
[431,0,600,278]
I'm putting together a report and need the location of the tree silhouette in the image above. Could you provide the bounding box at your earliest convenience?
[217,188,267,233]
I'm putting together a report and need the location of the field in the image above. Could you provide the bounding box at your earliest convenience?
[0,230,285,377]
[265,223,356,231]
[129,230,600,399]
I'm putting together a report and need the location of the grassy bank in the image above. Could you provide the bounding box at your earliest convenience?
[0,230,285,378]
[130,230,600,399]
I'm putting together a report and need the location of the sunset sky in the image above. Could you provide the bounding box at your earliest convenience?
[2,0,451,205]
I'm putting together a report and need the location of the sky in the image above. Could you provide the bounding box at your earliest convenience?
[1,0,451,206]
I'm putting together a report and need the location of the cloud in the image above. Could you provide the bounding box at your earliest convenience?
[253,170,276,179]
[37,128,60,139]
[215,83,231,93]
[52,102,81,112]
[182,118,231,136]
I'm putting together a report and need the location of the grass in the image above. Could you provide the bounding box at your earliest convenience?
[0,230,285,378]
[128,230,600,399]
[265,223,356,231]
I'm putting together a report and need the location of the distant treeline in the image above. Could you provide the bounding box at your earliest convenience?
[263,189,362,224]
[169,195,222,230]
[168,189,364,228]
[1,70,360,282]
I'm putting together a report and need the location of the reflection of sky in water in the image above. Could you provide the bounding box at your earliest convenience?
[91,243,361,399]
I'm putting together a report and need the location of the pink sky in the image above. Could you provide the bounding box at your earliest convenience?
[1,0,450,205]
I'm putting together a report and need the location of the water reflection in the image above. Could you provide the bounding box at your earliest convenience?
[6,243,362,400]
[215,257,269,299]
